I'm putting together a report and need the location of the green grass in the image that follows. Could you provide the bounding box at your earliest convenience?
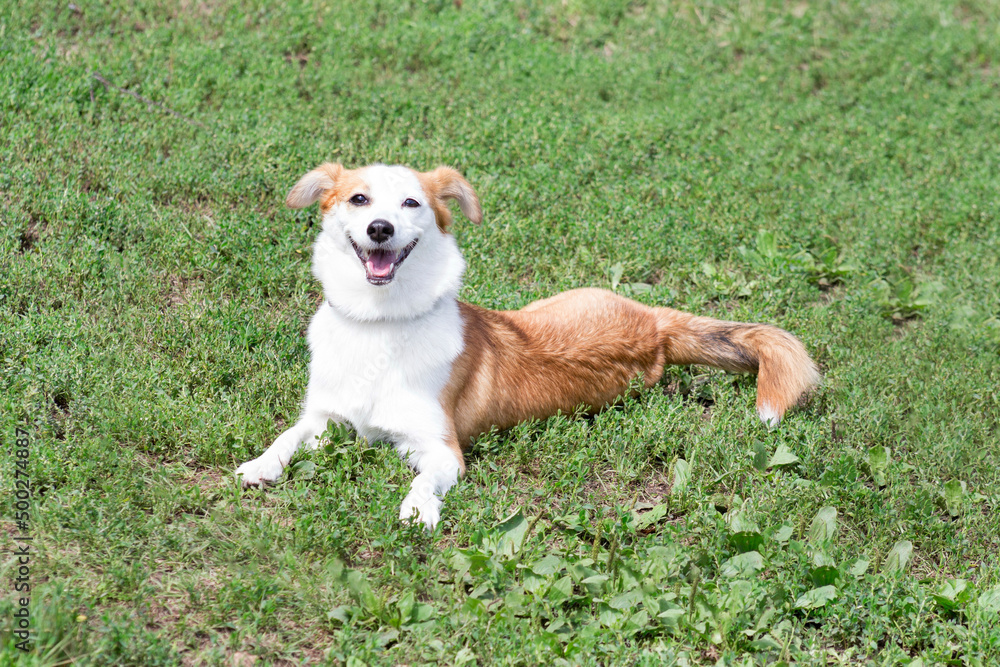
[3,0,1000,663]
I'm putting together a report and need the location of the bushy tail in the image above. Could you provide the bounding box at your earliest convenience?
[656,308,820,425]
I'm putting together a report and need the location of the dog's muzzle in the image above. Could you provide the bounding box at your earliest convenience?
[349,236,418,285]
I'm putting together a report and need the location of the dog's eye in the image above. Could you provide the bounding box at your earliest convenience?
[402,198,420,208]
[349,194,369,206]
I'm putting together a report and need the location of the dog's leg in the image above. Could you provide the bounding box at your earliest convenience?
[235,411,332,487]
[395,434,465,530]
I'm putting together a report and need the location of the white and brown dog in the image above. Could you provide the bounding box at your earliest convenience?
[235,163,820,528]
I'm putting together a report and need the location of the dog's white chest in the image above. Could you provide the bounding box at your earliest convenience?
[304,298,463,441]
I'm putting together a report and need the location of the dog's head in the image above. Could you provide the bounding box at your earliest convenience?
[287,163,481,319]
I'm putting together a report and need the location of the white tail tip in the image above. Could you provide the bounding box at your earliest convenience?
[757,403,781,427]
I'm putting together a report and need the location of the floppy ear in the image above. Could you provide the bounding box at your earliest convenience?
[419,166,483,230]
[286,163,343,209]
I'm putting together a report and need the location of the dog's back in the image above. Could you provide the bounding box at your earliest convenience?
[444,288,819,443]
[445,290,666,442]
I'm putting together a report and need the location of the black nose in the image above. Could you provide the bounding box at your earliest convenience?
[366,219,394,243]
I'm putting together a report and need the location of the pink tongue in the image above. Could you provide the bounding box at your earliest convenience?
[366,250,395,278]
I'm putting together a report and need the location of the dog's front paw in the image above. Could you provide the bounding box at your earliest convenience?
[399,488,442,530]
[235,455,285,487]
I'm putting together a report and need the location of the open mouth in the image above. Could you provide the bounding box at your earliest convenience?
[348,236,418,285]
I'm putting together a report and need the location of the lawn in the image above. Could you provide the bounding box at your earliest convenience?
[2,0,1000,664]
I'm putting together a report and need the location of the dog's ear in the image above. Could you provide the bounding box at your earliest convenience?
[286,163,343,209]
[418,166,482,231]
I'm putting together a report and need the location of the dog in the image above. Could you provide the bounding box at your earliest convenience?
[235,163,820,528]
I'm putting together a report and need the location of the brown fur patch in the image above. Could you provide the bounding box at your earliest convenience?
[285,162,369,212]
[656,308,819,421]
[285,162,341,209]
[416,166,482,231]
[443,289,666,447]
[319,167,370,213]
[442,288,819,449]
